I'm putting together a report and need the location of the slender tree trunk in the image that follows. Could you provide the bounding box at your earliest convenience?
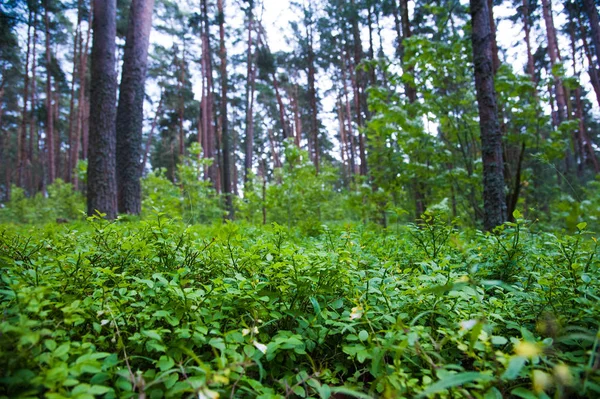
[487,0,500,74]
[141,92,163,175]
[44,2,55,185]
[87,0,118,218]
[29,12,38,191]
[578,13,600,109]
[73,4,92,189]
[218,0,233,219]
[18,9,32,189]
[67,4,81,183]
[291,84,301,148]
[176,43,185,157]
[541,0,567,123]
[350,0,367,176]
[522,0,535,80]
[470,0,507,230]
[116,0,154,214]
[201,0,217,187]
[341,54,356,175]
[243,4,255,183]
[399,0,417,103]
[306,17,319,173]
[583,0,600,71]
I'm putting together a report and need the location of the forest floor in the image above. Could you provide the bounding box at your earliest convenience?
[1,215,599,398]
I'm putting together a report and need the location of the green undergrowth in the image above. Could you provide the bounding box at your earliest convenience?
[1,213,599,398]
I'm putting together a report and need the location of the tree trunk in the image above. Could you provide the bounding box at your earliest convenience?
[218,0,233,219]
[116,0,154,215]
[201,0,217,187]
[306,15,319,174]
[487,0,500,74]
[29,11,38,191]
[141,92,163,175]
[18,9,32,189]
[522,0,535,79]
[44,2,55,184]
[470,0,507,230]
[350,0,367,176]
[541,0,567,123]
[177,42,185,157]
[73,3,92,190]
[583,0,600,71]
[87,0,118,218]
[243,3,255,183]
[67,3,81,183]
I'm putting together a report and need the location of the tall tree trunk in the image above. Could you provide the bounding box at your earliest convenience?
[87,0,118,218]
[243,3,255,183]
[350,0,367,176]
[541,0,567,123]
[44,2,55,184]
[522,0,535,79]
[341,52,357,175]
[177,42,185,157]
[583,0,600,71]
[306,13,319,173]
[73,3,92,190]
[218,0,233,219]
[18,9,32,189]
[201,0,217,187]
[67,3,81,183]
[141,92,163,175]
[487,0,500,74]
[116,0,154,215]
[578,13,600,109]
[29,11,38,191]
[291,84,301,148]
[470,0,507,230]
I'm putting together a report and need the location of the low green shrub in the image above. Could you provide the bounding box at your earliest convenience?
[1,215,598,398]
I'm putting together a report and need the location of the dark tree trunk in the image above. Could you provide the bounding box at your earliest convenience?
[141,92,163,175]
[87,0,118,219]
[541,0,567,123]
[18,9,32,189]
[583,0,600,71]
[350,0,367,176]
[487,0,500,74]
[29,11,38,191]
[400,0,417,103]
[116,0,154,215]
[67,2,81,183]
[218,0,233,219]
[306,14,319,173]
[243,3,256,183]
[201,0,217,187]
[44,2,55,185]
[470,0,507,230]
[522,0,535,79]
[73,3,92,190]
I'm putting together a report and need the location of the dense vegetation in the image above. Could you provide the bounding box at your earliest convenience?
[2,0,600,397]
[1,169,599,398]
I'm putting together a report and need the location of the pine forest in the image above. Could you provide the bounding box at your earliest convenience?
[1,0,600,397]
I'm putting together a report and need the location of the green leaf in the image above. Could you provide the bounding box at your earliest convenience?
[157,355,175,371]
[142,330,162,341]
[511,387,538,399]
[502,356,526,380]
[577,222,587,231]
[417,372,494,397]
[358,330,369,341]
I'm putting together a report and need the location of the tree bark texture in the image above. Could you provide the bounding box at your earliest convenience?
[218,0,234,219]
[116,0,154,214]
[87,0,118,219]
[470,0,507,230]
